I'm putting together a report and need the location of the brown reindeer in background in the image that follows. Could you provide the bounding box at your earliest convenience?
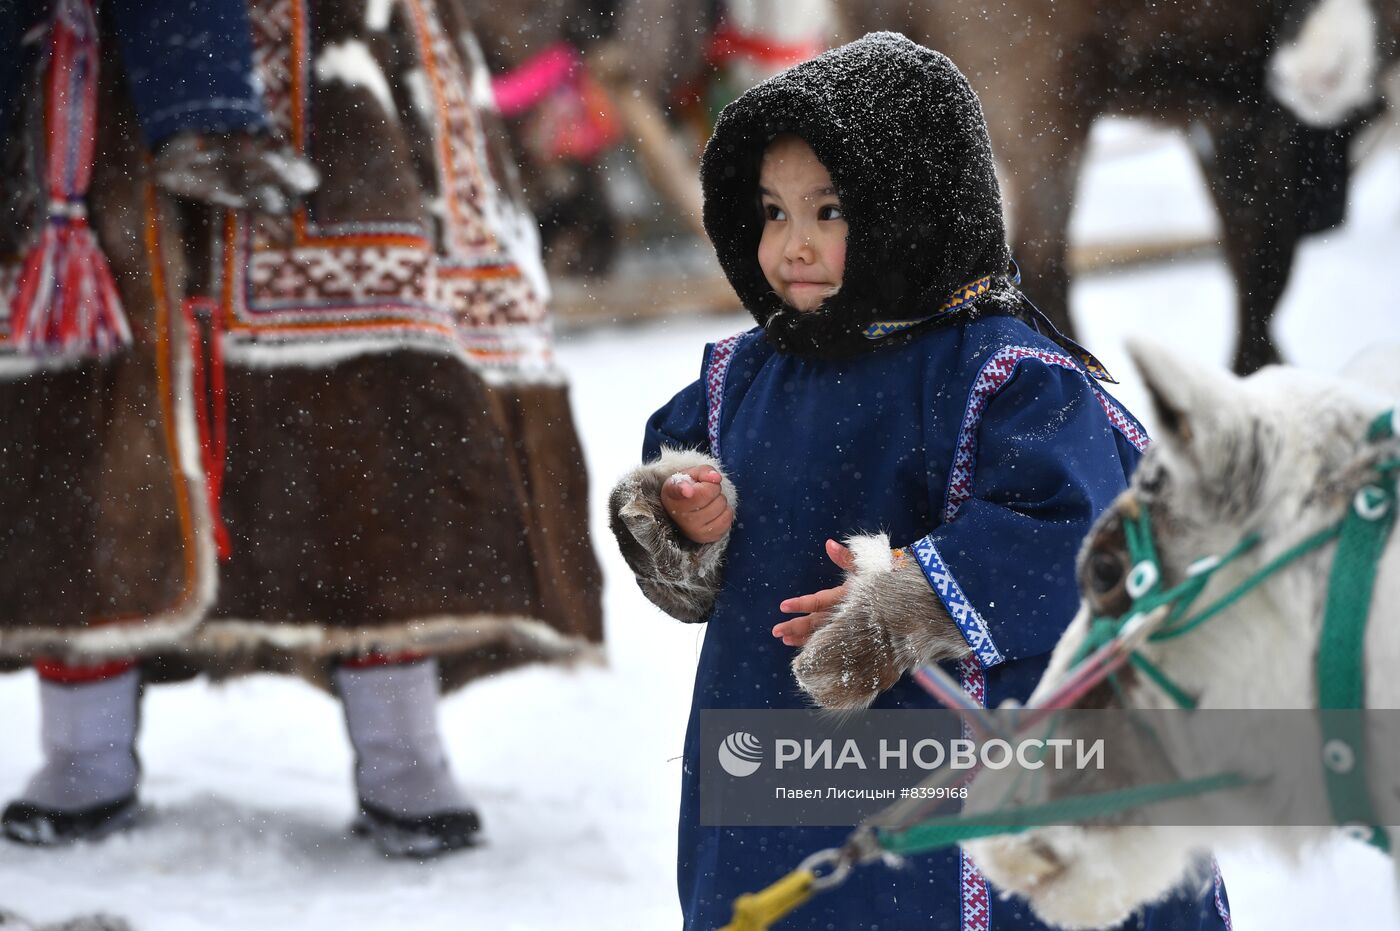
[842,0,1372,375]
[1270,0,1399,140]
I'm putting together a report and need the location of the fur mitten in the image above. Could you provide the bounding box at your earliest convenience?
[793,533,971,709]
[608,447,737,623]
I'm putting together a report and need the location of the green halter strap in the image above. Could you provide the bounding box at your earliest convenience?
[1315,409,1398,851]
[1076,407,1399,849]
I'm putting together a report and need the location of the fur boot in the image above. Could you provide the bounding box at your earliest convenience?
[2,668,142,846]
[335,658,480,857]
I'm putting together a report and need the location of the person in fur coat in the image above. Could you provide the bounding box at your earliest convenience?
[0,0,602,857]
[610,33,1233,931]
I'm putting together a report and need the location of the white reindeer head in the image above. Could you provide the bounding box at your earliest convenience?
[1270,0,1380,127]
[1038,341,1394,713]
[964,342,1399,930]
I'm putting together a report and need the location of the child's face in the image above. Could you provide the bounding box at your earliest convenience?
[757,135,846,312]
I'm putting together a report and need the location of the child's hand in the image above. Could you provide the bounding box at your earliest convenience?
[661,467,733,544]
[773,540,855,646]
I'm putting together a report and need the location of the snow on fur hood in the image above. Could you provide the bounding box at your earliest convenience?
[701,32,1014,358]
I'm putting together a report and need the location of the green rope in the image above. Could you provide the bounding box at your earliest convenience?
[1070,618,1120,666]
[868,408,1399,860]
[1122,508,1160,585]
[1151,525,1341,641]
[877,773,1252,857]
[1127,653,1198,710]
[1367,408,1396,442]
[1075,507,1340,709]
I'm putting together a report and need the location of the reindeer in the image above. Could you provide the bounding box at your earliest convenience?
[1270,0,1400,129]
[962,343,1400,929]
[839,0,1371,375]
[1270,0,1400,178]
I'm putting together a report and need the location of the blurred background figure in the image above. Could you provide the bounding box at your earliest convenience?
[0,0,602,856]
[473,0,833,281]
[470,0,1395,375]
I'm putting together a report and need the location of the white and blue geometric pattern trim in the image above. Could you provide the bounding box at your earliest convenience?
[704,330,751,459]
[912,534,1004,668]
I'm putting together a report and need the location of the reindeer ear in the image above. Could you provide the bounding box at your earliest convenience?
[1125,339,1238,458]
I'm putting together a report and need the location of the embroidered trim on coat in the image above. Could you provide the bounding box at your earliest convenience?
[862,274,993,340]
[705,331,746,457]
[912,535,1004,668]
[218,0,556,381]
[1212,859,1233,930]
[958,657,992,931]
[945,346,1149,522]
[1094,388,1150,453]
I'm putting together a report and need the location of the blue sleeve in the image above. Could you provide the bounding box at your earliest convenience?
[111,0,270,146]
[641,348,712,461]
[911,359,1135,667]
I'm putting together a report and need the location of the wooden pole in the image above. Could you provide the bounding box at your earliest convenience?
[587,42,708,238]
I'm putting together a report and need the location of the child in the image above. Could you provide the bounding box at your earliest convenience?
[610,33,1233,930]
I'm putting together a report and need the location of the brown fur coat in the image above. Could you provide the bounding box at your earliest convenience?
[0,0,602,691]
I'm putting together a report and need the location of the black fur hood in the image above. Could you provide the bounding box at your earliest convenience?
[701,32,1015,358]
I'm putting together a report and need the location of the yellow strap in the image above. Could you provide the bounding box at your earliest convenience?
[718,869,816,931]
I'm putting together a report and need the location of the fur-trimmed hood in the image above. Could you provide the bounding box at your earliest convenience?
[700,31,1015,358]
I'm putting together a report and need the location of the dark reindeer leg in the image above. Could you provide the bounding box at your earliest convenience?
[969,16,1102,342]
[1197,108,1298,375]
[1004,128,1090,339]
[993,86,1095,341]
[845,1,1109,338]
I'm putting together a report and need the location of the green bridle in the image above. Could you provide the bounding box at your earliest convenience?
[718,409,1400,928]
[1075,406,1400,848]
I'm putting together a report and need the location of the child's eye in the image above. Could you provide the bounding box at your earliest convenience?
[818,204,843,221]
[764,203,786,222]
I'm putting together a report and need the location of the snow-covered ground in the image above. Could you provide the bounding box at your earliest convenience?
[1,130,1398,930]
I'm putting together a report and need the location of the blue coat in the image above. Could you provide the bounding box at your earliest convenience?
[641,314,1231,931]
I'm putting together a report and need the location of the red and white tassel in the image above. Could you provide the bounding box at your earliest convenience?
[11,201,131,355]
[6,0,131,360]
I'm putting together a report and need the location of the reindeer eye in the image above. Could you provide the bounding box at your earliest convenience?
[1080,506,1134,616]
[1089,550,1126,595]
[1082,544,1133,617]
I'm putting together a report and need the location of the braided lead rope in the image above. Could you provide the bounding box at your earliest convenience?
[719,409,1400,925]
[877,773,1252,857]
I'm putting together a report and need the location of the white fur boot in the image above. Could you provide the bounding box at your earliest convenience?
[334,658,480,856]
[2,667,142,845]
